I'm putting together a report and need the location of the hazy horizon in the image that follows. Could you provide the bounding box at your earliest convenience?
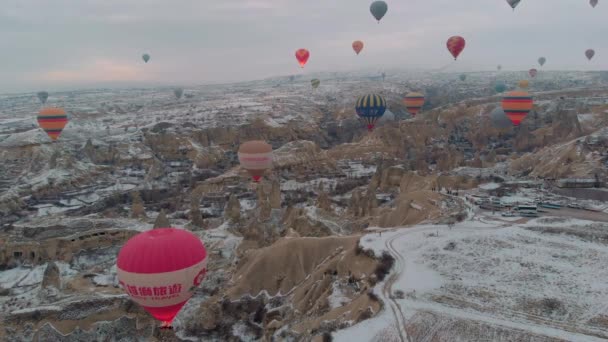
[1,0,606,94]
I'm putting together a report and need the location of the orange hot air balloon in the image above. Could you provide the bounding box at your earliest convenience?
[518,80,529,89]
[37,107,68,141]
[502,91,533,126]
[117,228,208,328]
[295,49,310,68]
[352,41,364,55]
[446,36,466,60]
[403,92,425,117]
[238,140,273,182]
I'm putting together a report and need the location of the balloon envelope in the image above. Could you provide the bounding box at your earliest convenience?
[352,41,364,55]
[518,80,530,89]
[295,49,310,68]
[447,36,466,60]
[502,91,533,126]
[38,107,68,141]
[538,57,546,67]
[370,1,388,22]
[506,0,521,9]
[174,88,183,100]
[117,228,207,325]
[142,54,150,63]
[238,141,273,182]
[490,107,513,129]
[37,91,49,105]
[403,92,425,117]
[459,74,467,81]
[311,79,320,89]
[590,0,598,8]
[495,82,507,93]
[497,65,502,71]
[356,94,386,131]
[529,69,538,78]
[586,49,595,60]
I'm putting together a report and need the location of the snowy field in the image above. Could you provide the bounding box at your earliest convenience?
[334,217,608,341]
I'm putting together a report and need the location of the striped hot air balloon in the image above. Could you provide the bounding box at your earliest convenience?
[502,91,533,126]
[403,92,425,117]
[37,107,68,141]
[117,228,207,329]
[355,94,386,131]
[238,140,273,182]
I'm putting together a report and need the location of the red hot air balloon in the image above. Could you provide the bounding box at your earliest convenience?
[352,41,364,55]
[295,49,310,68]
[403,92,425,117]
[529,68,538,78]
[446,36,466,60]
[586,49,595,61]
[117,228,207,328]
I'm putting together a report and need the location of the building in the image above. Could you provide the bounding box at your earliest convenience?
[556,178,602,189]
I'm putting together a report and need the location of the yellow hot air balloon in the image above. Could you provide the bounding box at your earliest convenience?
[37,107,68,141]
[518,80,529,89]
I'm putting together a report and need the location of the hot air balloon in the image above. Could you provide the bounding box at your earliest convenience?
[174,88,183,100]
[497,65,502,71]
[38,107,68,141]
[117,228,207,328]
[352,41,364,55]
[529,69,538,78]
[311,79,320,89]
[459,74,467,82]
[490,107,513,129]
[506,0,521,10]
[355,94,386,131]
[538,57,546,67]
[447,36,466,60]
[238,141,273,182]
[370,1,388,22]
[518,80,529,89]
[586,49,595,61]
[37,91,49,105]
[403,92,425,117]
[495,82,507,93]
[142,54,150,63]
[295,49,310,68]
[502,91,533,126]
[590,0,598,8]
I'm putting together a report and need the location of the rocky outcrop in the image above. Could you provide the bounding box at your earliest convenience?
[41,262,60,290]
[153,209,170,229]
[130,191,146,219]
[224,195,241,222]
[270,179,281,209]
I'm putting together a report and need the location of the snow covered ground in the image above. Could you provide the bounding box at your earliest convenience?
[334,216,608,341]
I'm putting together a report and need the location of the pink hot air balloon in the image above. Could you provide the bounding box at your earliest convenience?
[117,228,207,328]
[529,68,538,78]
[586,49,595,61]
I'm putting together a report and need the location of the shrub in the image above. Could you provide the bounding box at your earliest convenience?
[374,251,395,281]
[322,332,333,342]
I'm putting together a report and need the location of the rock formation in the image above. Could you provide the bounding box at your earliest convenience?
[41,261,60,290]
[130,191,146,219]
[153,209,170,228]
[224,194,241,222]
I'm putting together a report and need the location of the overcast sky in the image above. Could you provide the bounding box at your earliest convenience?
[1,0,606,93]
